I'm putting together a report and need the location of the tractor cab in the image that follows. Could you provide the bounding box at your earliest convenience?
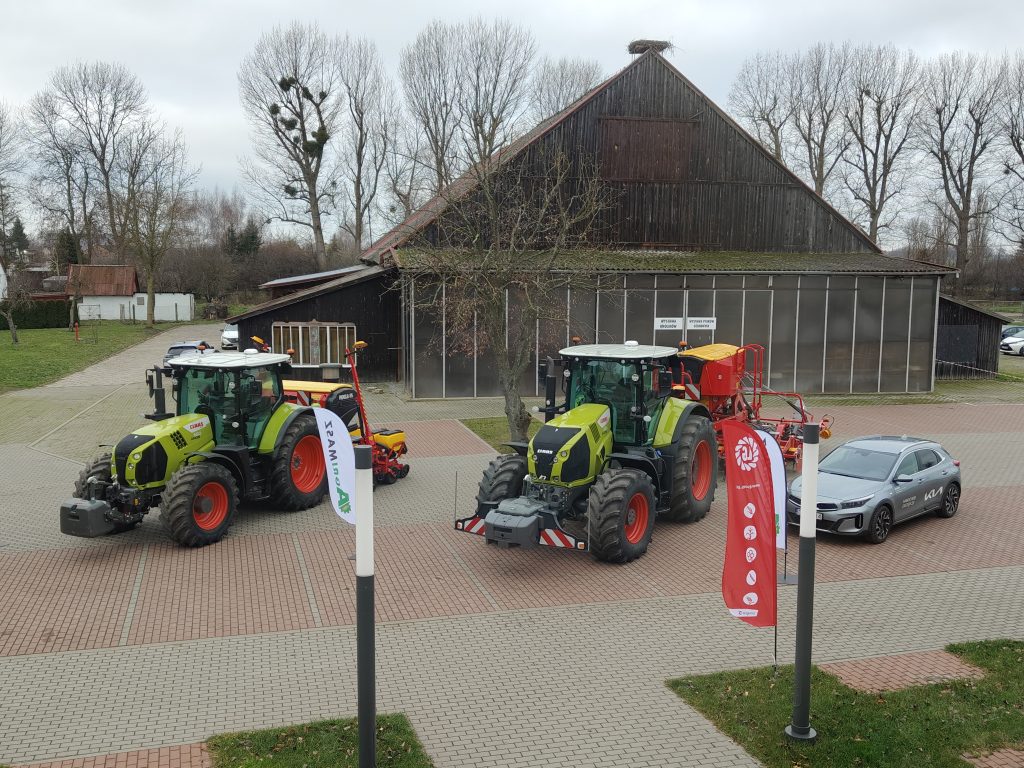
[169,352,290,449]
[560,342,678,446]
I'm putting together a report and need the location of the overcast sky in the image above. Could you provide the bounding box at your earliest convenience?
[2,0,1022,195]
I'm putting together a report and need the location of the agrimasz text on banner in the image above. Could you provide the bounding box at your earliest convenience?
[313,406,356,525]
[720,420,778,628]
[755,428,788,550]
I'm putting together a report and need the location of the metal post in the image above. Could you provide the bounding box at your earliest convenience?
[786,423,819,743]
[354,444,376,768]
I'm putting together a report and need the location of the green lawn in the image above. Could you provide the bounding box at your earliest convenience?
[0,323,170,391]
[207,714,433,767]
[669,640,1024,768]
[461,416,540,452]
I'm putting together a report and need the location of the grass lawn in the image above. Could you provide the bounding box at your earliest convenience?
[0,322,170,391]
[669,640,1024,768]
[461,415,540,452]
[207,714,433,767]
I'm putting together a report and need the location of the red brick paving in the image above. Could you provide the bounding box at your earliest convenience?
[820,649,984,693]
[808,402,1024,436]
[964,747,1024,767]
[126,535,315,645]
[16,743,210,767]
[0,545,139,656]
[377,419,492,458]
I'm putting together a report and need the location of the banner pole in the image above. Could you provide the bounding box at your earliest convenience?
[785,424,819,743]
[354,444,376,768]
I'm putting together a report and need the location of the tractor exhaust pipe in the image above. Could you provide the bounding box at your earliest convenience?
[542,356,557,423]
[145,365,173,421]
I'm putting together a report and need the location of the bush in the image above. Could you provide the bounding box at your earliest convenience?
[0,299,75,329]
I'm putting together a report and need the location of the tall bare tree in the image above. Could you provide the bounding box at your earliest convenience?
[790,42,852,195]
[239,22,344,269]
[27,91,98,262]
[44,62,149,260]
[119,123,198,326]
[841,45,923,243]
[399,21,463,197]
[530,56,603,122]
[922,51,1007,294]
[337,36,395,253]
[1000,51,1024,247]
[0,100,22,270]
[728,50,796,163]
[380,113,427,229]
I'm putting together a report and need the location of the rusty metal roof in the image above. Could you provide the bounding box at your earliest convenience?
[67,265,138,296]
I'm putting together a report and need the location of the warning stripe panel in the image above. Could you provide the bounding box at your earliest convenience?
[539,529,575,548]
[686,384,701,400]
[464,517,486,535]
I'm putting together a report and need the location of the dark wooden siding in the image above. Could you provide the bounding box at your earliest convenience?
[424,52,877,255]
[238,273,401,382]
[935,297,1003,379]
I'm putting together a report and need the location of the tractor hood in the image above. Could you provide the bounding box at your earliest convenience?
[114,414,215,488]
[528,404,612,487]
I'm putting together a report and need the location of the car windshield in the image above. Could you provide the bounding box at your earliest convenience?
[819,445,898,481]
[223,325,237,334]
[166,346,191,357]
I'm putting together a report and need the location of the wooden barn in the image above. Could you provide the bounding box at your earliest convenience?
[935,295,1011,379]
[232,43,954,396]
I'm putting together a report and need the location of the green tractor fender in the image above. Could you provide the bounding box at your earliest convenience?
[257,401,314,456]
[653,399,713,450]
[182,450,251,496]
[605,451,664,496]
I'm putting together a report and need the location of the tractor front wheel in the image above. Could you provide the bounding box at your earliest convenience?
[663,416,717,523]
[477,454,527,505]
[271,415,327,511]
[74,452,112,498]
[160,463,238,546]
[588,469,656,564]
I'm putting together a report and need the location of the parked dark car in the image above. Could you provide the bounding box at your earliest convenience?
[163,340,213,366]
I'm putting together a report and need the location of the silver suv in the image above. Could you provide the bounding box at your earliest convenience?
[787,436,962,544]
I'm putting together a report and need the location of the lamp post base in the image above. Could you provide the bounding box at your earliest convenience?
[784,724,817,743]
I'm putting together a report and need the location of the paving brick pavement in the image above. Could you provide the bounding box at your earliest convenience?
[820,649,985,693]
[2,566,1024,766]
[17,744,210,768]
[965,747,1024,767]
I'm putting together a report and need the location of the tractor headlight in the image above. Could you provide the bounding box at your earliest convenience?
[133,453,141,460]
[559,450,568,458]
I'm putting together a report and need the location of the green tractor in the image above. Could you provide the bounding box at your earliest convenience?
[455,342,718,563]
[60,351,332,547]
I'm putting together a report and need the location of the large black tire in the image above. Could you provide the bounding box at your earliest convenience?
[865,503,894,544]
[936,482,961,518]
[270,415,328,511]
[588,469,657,564]
[477,454,528,504]
[160,462,238,546]
[662,416,718,523]
[74,452,112,498]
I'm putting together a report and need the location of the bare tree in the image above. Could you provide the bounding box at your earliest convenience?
[337,36,394,253]
[728,50,797,163]
[841,45,923,243]
[0,100,22,268]
[119,123,198,326]
[399,21,463,196]
[380,113,427,228]
[999,51,1024,247]
[790,42,852,195]
[0,263,32,344]
[44,62,149,260]
[922,51,1007,294]
[239,22,344,268]
[530,56,603,122]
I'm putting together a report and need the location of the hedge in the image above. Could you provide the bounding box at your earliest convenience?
[0,299,76,329]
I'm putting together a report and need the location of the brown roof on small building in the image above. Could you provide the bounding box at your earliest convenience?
[67,264,138,296]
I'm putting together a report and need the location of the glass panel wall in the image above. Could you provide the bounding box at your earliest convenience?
[852,276,883,391]
[795,276,827,392]
[880,277,912,392]
[823,276,856,392]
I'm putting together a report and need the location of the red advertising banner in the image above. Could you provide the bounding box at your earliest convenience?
[720,420,777,628]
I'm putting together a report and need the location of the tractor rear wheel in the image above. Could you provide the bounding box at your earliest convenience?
[588,469,656,563]
[477,454,528,505]
[74,452,112,498]
[160,462,238,546]
[663,416,717,524]
[271,415,327,511]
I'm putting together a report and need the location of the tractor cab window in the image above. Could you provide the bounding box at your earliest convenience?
[239,367,281,446]
[642,368,667,443]
[569,359,640,444]
[178,368,236,444]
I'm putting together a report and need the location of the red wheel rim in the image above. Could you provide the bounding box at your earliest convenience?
[624,492,650,544]
[691,440,712,501]
[193,482,228,531]
[291,435,325,493]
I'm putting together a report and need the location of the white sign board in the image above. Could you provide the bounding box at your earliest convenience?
[687,316,717,330]
[312,407,356,525]
[654,317,684,331]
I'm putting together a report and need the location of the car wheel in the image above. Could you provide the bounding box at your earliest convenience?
[936,482,960,518]
[866,504,893,544]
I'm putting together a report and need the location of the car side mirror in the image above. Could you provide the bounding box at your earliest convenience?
[894,473,913,483]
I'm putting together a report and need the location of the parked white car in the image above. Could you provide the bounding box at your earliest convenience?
[1000,335,1024,356]
[221,324,239,350]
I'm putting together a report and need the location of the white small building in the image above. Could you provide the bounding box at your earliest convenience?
[68,265,194,322]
